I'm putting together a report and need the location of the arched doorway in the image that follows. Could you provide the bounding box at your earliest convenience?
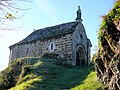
[76,45,86,66]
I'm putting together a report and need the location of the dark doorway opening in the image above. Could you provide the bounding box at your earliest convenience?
[76,51,80,66]
[76,46,86,66]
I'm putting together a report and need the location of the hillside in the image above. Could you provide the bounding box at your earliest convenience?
[0,57,106,90]
[94,0,120,90]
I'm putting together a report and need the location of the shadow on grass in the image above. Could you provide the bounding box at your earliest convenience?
[0,57,93,90]
[27,58,93,90]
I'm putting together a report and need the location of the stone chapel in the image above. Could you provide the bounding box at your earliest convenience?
[9,6,92,66]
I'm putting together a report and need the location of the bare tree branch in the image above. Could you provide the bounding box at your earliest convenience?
[0,0,32,30]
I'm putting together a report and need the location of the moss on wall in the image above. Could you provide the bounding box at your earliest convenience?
[95,0,120,89]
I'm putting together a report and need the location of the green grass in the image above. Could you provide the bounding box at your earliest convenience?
[71,72,107,90]
[10,77,42,90]
[0,58,107,90]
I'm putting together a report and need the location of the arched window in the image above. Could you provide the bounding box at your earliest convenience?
[51,43,53,50]
[49,42,55,52]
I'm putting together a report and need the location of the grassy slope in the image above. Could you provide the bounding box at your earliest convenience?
[0,58,106,90]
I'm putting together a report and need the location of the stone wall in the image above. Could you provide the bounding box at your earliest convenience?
[87,39,92,64]
[72,22,90,65]
[9,21,92,66]
[9,34,73,63]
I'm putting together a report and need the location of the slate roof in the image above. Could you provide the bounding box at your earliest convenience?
[10,21,79,48]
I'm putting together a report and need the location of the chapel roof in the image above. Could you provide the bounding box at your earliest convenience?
[9,6,84,48]
[9,21,79,48]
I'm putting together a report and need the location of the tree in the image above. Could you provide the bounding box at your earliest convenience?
[0,0,32,30]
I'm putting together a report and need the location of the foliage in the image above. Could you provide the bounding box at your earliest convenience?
[98,30,104,46]
[92,52,98,63]
[95,0,120,89]
[98,0,120,42]
[0,59,23,89]
[0,57,107,90]
[0,57,35,90]
[100,1,120,30]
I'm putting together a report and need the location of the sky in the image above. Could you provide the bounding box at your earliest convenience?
[0,0,116,71]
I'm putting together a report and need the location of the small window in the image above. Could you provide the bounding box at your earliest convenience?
[49,42,55,52]
[80,34,83,39]
[51,43,53,50]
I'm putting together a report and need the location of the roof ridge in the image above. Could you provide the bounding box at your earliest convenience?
[35,21,77,31]
[9,21,79,48]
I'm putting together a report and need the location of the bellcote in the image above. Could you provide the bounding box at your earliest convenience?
[75,6,82,22]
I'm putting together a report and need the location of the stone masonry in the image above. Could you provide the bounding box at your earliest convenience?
[9,6,92,66]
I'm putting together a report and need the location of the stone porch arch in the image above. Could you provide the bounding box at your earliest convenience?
[76,44,86,66]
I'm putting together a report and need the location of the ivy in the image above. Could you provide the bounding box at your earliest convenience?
[100,0,120,30]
